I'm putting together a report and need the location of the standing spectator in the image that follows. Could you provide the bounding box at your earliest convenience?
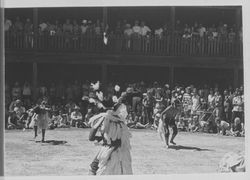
[124,24,133,49]
[231,89,244,127]
[114,21,123,35]
[24,18,34,48]
[72,80,81,103]
[65,83,74,102]
[191,89,200,119]
[72,20,80,35]
[132,20,141,36]
[80,19,88,35]
[39,83,48,98]
[223,90,232,123]
[63,19,73,47]
[4,19,12,32]
[228,28,236,42]
[198,23,206,38]
[13,16,23,33]
[38,20,48,34]
[49,82,56,104]
[63,19,73,34]
[214,90,223,119]
[182,87,192,118]
[208,89,215,109]
[22,81,32,108]
[12,82,22,100]
[142,90,155,125]
[94,19,102,36]
[140,21,151,37]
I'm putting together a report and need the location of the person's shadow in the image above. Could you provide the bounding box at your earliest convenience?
[35,140,68,145]
[169,145,212,151]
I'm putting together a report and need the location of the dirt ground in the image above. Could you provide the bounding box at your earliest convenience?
[4,128,244,176]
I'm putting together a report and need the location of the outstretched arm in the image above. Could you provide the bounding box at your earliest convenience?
[88,117,105,141]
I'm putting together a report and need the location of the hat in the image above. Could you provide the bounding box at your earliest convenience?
[82,19,87,24]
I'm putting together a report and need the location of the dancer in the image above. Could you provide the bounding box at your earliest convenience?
[159,99,182,148]
[88,101,132,175]
[31,100,51,142]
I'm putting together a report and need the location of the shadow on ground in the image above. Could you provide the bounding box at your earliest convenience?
[169,145,212,151]
[35,140,68,145]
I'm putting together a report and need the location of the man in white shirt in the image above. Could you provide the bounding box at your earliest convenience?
[81,19,89,35]
[132,20,141,35]
[140,21,151,36]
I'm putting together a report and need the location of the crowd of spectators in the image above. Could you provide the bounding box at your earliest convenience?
[5,16,242,41]
[5,79,244,137]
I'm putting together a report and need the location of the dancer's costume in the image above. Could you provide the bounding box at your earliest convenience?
[88,104,133,175]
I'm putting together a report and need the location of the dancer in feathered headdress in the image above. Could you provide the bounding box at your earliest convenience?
[88,95,132,175]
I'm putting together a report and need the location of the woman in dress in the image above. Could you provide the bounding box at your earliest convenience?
[30,100,51,142]
[88,101,133,175]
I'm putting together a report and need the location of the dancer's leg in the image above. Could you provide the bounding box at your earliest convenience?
[170,124,178,145]
[41,129,45,142]
[34,126,38,138]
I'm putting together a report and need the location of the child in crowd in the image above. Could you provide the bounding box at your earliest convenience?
[230,117,243,137]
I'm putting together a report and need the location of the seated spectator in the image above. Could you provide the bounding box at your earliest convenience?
[70,106,83,127]
[229,117,243,137]
[58,110,70,128]
[215,117,230,135]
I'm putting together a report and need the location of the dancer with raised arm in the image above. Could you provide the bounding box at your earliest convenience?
[88,100,132,175]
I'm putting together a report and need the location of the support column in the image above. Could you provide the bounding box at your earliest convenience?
[170,7,176,33]
[33,8,38,48]
[233,68,239,89]
[103,7,108,31]
[32,62,38,100]
[169,66,174,88]
[235,7,242,31]
[0,6,4,177]
[101,64,108,94]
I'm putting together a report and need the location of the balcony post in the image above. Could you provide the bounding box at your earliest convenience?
[33,8,38,49]
[101,63,107,94]
[169,65,174,88]
[32,62,38,100]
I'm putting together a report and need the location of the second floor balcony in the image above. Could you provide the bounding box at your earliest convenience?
[5,32,243,58]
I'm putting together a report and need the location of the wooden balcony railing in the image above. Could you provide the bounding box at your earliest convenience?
[5,32,243,57]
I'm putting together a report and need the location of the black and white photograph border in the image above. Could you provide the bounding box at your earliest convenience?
[1,0,250,180]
